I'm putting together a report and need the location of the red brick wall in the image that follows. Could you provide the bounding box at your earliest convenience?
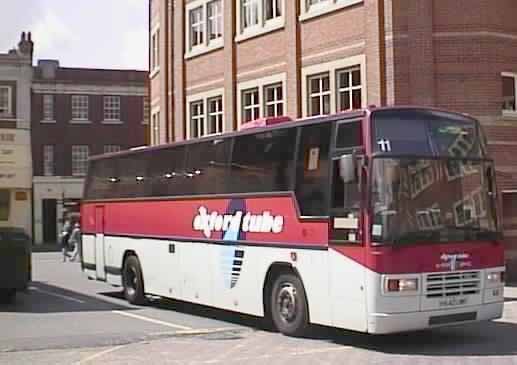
[31,93,146,176]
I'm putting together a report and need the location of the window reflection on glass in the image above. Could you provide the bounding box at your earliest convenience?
[371,158,499,244]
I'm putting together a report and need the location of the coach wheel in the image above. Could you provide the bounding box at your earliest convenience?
[0,289,16,305]
[122,256,146,305]
[270,273,309,337]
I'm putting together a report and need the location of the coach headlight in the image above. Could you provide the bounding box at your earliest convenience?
[486,271,505,284]
[384,278,419,293]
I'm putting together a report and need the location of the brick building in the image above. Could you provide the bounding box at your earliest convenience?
[0,33,34,236]
[149,0,517,278]
[31,60,148,245]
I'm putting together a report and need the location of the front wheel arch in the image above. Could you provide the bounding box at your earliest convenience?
[262,263,310,333]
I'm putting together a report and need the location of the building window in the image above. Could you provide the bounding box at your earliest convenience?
[151,27,160,72]
[264,83,284,117]
[71,95,89,121]
[208,0,223,41]
[43,145,54,176]
[151,110,160,145]
[104,145,121,154]
[301,0,363,21]
[186,0,223,56]
[308,73,331,116]
[409,161,434,198]
[265,0,282,20]
[242,88,260,123]
[190,6,205,48]
[237,0,284,41]
[242,0,260,29]
[417,206,442,231]
[208,96,224,135]
[103,96,121,121]
[237,74,286,125]
[71,145,89,176]
[337,67,362,112]
[190,101,205,138]
[0,86,12,118]
[187,90,225,138]
[143,96,150,124]
[503,73,516,113]
[302,55,366,117]
[0,189,9,221]
[43,95,54,121]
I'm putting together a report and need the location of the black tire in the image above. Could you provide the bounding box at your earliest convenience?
[122,256,146,305]
[270,273,309,337]
[0,289,16,305]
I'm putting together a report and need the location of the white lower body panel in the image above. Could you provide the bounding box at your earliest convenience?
[368,302,503,334]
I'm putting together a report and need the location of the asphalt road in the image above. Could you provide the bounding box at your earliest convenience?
[1,253,517,364]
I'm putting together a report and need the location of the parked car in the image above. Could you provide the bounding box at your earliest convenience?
[0,227,31,304]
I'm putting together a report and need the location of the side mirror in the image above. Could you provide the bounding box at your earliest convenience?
[339,154,356,183]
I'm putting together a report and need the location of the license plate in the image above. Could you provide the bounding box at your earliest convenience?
[439,297,467,307]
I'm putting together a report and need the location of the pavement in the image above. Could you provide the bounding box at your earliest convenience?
[1,253,517,364]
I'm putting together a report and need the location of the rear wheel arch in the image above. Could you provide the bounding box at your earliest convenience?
[121,251,146,305]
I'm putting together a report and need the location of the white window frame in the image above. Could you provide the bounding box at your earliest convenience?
[416,205,443,231]
[236,0,285,43]
[207,0,223,42]
[307,73,331,117]
[142,96,150,125]
[264,83,284,117]
[151,107,161,145]
[71,95,90,123]
[103,95,122,123]
[502,72,517,117]
[207,96,224,135]
[186,88,225,139]
[185,0,224,59]
[242,87,260,123]
[43,145,54,176]
[336,66,362,112]
[104,145,121,154]
[0,86,12,118]
[408,161,434,198]
[71,145,89,176]
[301,55,366,117]
[190,100,205,138]
[300,0,364,22]
[237,73,286,127]
[150,25,160,78]
[42,94,55,123]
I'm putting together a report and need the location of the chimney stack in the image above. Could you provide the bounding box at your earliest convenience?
[18,31,34,60]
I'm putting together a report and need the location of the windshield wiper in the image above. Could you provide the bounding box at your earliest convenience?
[392,230,441,245]
[443,225,500,241]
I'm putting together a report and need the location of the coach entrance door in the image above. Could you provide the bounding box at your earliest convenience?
[95,206,106,280]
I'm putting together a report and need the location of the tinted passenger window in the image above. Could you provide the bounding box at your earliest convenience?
[184,138,232,195]
[336,121,362,149]
[295,123,332,216]
[229,129,296,193]
[85,158,119,200]
[118,155,150,198]
[149,147,186,197]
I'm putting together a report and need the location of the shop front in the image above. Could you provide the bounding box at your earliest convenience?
[0,130,32,237]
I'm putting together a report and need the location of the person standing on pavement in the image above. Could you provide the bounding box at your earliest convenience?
[60,218,72,262]
[69,222,82,262]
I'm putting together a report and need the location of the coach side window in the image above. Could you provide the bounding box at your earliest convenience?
[118,154,150,198]
[184,138,232,195]
[229,129,297,194]
[85,158,120,200]
[295,123,332,216]
[149,146,187,197]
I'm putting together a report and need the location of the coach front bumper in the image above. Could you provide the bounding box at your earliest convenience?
[367,301,503,334]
